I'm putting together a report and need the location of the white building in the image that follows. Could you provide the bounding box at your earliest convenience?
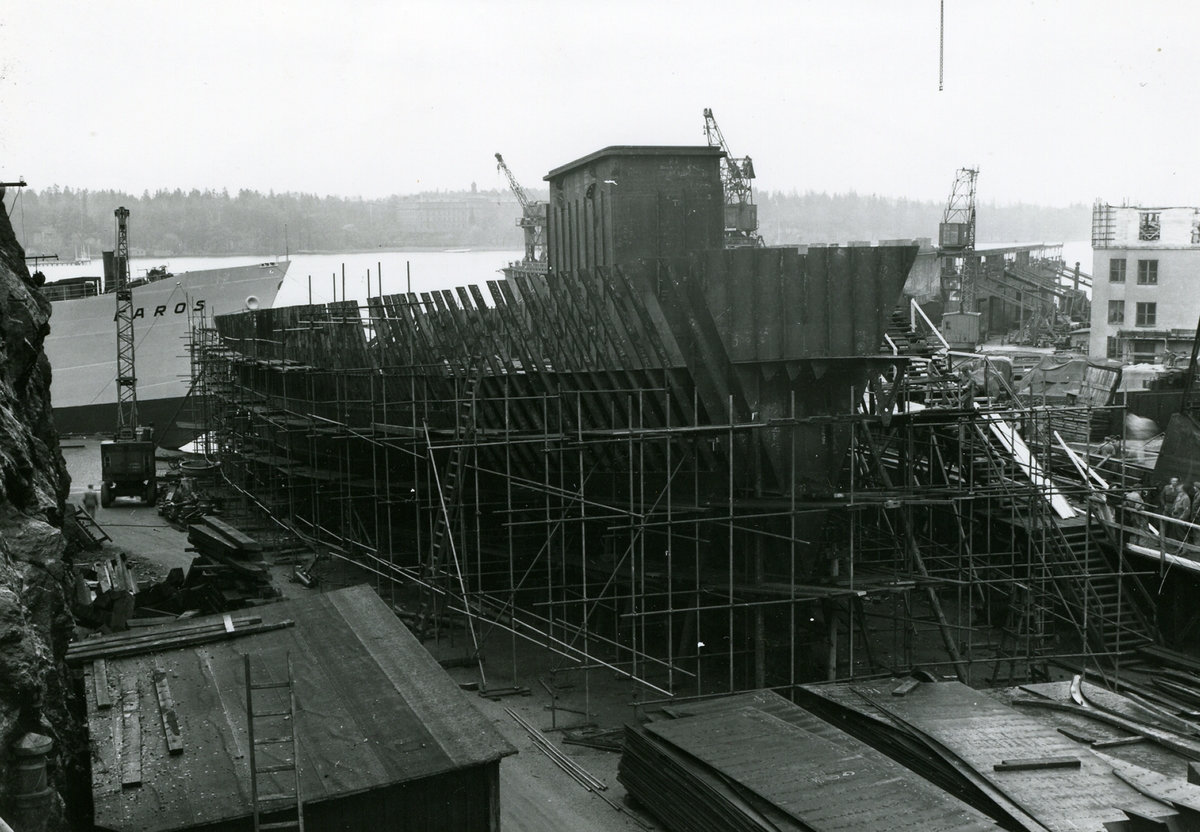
[1090,203,1200,363]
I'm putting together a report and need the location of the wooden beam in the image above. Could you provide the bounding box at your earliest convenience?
[68,620,294,664]
[120,674,142,787]
[993,756,1081,772]
[153,665,184,755]
[93,658,112,709]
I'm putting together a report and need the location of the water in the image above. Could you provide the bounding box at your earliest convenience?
[36,249,526,308]
[34,240,1098,308]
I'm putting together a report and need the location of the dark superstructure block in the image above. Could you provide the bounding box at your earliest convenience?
[544,145,725,272]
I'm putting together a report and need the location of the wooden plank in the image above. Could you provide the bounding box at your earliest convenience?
[69,620,294,663]
[95,561,112,593]
[153,665,184,755]
[199,516,263,552]
[67,616,265,661]
[120,674,142,787]
[223,613,235,633]
[892,678,920,697]
[93,658,112,709]
[994,757,1081,772]
[984,413,1075,519]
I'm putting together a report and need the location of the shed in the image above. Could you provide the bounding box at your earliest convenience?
[83,584,516,832]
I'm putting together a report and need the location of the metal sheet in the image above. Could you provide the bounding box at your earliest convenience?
[646,704,1001,832]
[861,680,1171,832]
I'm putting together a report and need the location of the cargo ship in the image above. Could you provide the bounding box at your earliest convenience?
[42,260,288,442]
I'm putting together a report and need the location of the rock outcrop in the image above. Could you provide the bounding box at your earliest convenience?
[0,185,78,831]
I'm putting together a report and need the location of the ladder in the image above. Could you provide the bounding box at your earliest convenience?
[245,652,304,832]
[72,504,111,544]
[414,369,480,640]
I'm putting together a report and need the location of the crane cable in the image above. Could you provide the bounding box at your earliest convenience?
[939,1,945,92]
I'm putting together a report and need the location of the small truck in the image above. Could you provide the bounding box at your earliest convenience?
[99,437,157,507]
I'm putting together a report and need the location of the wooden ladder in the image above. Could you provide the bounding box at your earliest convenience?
[245,652,304,832]
[73,504,111,544]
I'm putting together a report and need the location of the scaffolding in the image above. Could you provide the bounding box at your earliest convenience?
[188,257,1160,701]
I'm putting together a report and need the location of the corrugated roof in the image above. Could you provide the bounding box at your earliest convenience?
[86,584,516,832]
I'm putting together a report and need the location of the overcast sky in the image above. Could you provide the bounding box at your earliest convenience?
[1,1,1196,206]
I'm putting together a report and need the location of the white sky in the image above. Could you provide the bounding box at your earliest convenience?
[1,1,1197,206]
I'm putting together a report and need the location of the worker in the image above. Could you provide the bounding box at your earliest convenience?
[1170,486,1192,541]
[82,484,99,517]
[1190,482,1200,546]
[1162,478,1180,513]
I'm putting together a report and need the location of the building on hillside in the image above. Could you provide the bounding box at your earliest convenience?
[1090,203,1200,363]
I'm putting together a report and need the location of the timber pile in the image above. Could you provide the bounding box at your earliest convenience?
[73,554,139,632]
[183,515,277,608]
[619,690,1003,832]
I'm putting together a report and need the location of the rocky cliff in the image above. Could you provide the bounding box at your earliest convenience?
[0,185,79,830]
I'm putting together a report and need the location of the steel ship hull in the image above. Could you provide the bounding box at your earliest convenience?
[45,261,287,440]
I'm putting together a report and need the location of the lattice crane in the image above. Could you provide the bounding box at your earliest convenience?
[113,207,138,435]
[703,108,762,247]
[939,168,978,312]
[495,153,546,266]
[99,207,156,508]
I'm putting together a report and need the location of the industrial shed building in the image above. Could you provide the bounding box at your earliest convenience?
[83,584,516,832]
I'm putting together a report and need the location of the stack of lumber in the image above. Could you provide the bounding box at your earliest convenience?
[184,516,275,607]
[73,555,139,631]
[618,690,1004,832]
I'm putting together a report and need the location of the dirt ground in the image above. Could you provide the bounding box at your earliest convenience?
[62,437,659,831]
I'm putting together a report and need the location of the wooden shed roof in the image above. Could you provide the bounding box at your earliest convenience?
[86,584,516,832]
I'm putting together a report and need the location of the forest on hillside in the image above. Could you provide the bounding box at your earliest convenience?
[5,185,1092,260]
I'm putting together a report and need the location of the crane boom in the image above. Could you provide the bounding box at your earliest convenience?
[495,153,546,266]
[113,207,138,436]
[702,108,761,247]
[495,153,534,214]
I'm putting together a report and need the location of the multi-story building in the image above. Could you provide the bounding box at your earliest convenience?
[1091,203,1200,363]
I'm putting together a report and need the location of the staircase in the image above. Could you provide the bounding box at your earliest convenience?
[1045,516,1156,659]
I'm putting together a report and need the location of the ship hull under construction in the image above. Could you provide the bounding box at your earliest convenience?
[44,261,287,439]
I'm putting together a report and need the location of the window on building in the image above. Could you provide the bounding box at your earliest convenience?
[1108,300,1125,324]
[1109,259,1126,282]
[1139,212,1161,241]
[1107,337,1120,359]
[1137,259,1158,284]
[1136,302,1157,327]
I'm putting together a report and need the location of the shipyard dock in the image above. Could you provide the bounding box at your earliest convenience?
[55,146,1200,832]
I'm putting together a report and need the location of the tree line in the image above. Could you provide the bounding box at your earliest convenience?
[6,185,1092,260]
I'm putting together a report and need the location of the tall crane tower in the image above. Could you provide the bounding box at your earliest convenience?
[702,108,762,247]
[939,168,978,312]
[113,207,138,435]
[495,153,547,268]
[99,207,157,507]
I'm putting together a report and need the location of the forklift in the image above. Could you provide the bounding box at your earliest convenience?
[98,207,156,508]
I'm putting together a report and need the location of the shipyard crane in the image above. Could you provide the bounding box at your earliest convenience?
[495,153,547,268]
[702,108,762,248]
[99,207,156,507]
[939,167,979,313]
